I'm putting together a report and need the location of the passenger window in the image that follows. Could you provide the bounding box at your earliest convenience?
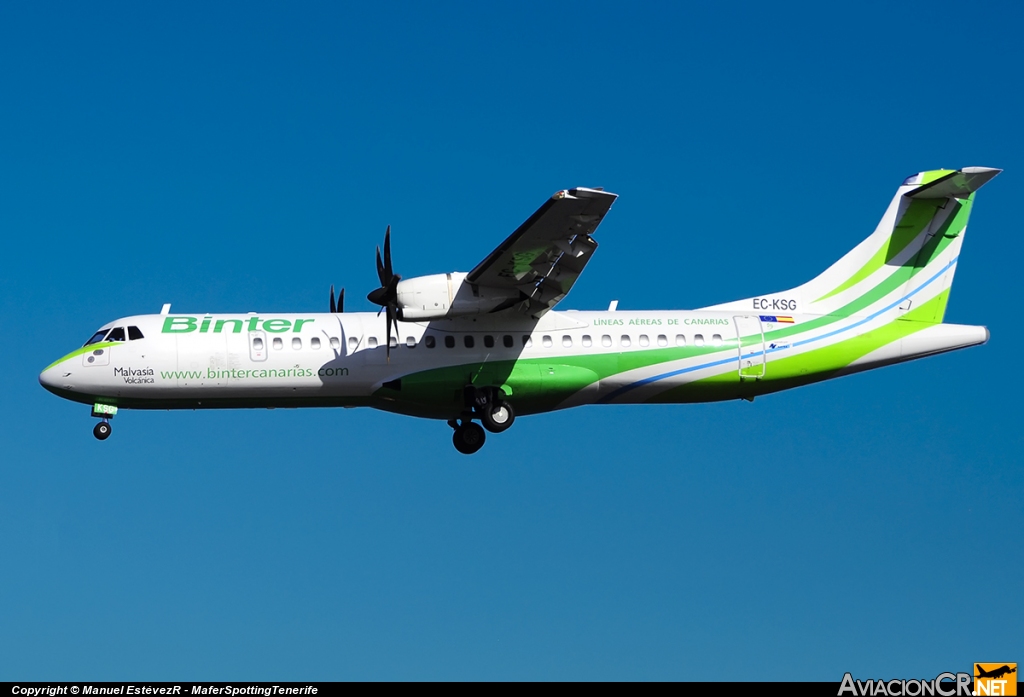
[292,337,302,350]
[127,326,144,341]
[425,335,436,348]
[620,335,631,347]
[445,335,455,348]
[601,335,612,347]
[694,334,705,347]
[368,337,378,348]
[503,335,514,348]
[107,327,126,342]
[84,330,109,346]
[639,334,650,347]
[389,336,398,349]
[675,334,687,346]
[253,337,264,350]
[406,336,416,348]
[712,334,723,347]
[582,335,592,347]
[542,335,553,348]
[464,335,474,348]
[273,337,283,350]
[329,337,340,350]
[484,335,494,348]
[522,335,533,347]
[311,337,321,349]
[657,334,668,347]
[562,335,573,348]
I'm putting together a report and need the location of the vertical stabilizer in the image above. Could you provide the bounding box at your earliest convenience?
[702,167,1000,324]
[802,167,999,321]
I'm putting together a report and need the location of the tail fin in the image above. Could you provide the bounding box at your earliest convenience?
[705,167,1000,322]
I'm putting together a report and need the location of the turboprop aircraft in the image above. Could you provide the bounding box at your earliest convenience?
[39,167,998,454]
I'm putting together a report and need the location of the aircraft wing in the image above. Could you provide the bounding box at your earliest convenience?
[466,187,618,317]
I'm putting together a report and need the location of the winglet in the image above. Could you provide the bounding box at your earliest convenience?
[906,167,1002,199]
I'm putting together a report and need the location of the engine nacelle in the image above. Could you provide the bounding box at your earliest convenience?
[396,272,520,320]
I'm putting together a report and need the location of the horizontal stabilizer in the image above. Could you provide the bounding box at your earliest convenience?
[907,167,1002,199]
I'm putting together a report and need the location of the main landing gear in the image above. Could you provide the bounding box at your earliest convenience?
[450,419,486,455]
[448,386,517,454]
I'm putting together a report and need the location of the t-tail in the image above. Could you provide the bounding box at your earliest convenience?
[705,166,1000,367]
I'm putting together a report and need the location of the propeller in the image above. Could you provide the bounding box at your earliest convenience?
[329,285,344,313]
[366,225,401,361]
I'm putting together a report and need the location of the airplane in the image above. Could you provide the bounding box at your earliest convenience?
[976,665,1017,680]
[39,167,999,454]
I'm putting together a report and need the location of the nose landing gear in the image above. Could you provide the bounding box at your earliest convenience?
[93,420,112,440]
[90,403,117,441]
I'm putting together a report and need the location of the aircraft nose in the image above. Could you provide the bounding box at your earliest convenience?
[39,363,65,394]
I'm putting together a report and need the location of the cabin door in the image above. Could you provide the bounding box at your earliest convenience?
[248,330,268,361]
[733,315,766,380]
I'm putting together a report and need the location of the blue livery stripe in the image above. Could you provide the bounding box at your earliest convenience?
[596,256,958,403]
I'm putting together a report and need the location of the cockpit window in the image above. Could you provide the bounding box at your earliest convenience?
[128,326,144,340]
[106,327,126,342]
[84,330,109,346]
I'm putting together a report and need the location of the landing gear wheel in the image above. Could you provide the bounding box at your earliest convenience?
[93,421,111,440]
[480,400,515,433]
[452,422,486,455]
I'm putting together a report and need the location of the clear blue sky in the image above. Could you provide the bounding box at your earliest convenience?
[1,0,1020,680]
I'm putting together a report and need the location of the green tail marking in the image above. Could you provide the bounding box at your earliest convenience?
[814,195,966,303]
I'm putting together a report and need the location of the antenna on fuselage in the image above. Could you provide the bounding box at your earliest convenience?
[160,303,171,315]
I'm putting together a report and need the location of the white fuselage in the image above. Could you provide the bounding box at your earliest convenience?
[39,307,987,420]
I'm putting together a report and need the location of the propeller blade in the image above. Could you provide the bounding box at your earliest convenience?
[375,246,386,286]
[368,226,400,348]
[329,284,336,313]
[383,225,393,280]
[337,287,344,313]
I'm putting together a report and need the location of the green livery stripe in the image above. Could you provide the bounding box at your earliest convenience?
[390,220,966,413]
[44,342,118,371]
[814,243,887,303]
[749,196,970,348]
[919,169,956,185]
[378,337,748,415]
[646,289,951,404]
[814,197,948,303]
[747,289,948,380]
[388,286,953,414]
